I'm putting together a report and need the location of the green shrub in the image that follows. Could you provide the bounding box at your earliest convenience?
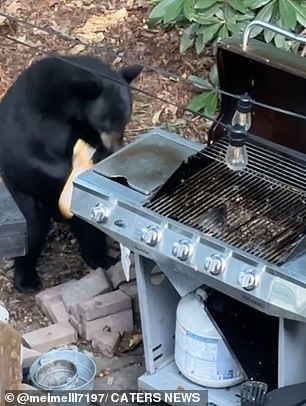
[149,0,306,117]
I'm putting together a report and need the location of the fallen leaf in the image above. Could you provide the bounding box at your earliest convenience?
[73,8,128,43]
[97,368,111,378]
[69,44,86,55]
[129,333,142,349]
[112,56,122,66]
[165,104,178,116]
[115,331,142,354]
[0,17,7,26]
[152,109,163,124]
[5,0,21,14]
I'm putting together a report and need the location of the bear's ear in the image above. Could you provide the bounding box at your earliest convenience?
[120,64,143,84]
[69,73,103,100]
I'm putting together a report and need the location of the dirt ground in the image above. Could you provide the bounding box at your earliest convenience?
[0,0,213,337]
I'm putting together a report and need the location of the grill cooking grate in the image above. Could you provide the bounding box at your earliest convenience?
[146,138,306,265]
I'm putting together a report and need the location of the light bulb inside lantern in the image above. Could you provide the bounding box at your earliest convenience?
[225,145,248,172]
[231,93,252,131]
[225,124,248,172]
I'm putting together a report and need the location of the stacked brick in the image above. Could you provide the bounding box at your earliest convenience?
[22,256,140,368]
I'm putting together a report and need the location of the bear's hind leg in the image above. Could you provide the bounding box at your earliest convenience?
[13,194,51,293]
[69,216,114,270]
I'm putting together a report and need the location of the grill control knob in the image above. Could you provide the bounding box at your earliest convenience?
[204,254,224,275]
[140,225,160,246]
[90,204,109,224]
[238,269,258,291]
[172,240,192,261]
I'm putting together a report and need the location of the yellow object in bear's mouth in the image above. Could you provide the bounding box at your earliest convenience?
[58,139,96,219]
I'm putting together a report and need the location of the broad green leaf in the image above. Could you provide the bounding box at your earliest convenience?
[296,12,306,28]
[224,3,237,21]
[236,12,255,21]
[245,0,271,9]
[198,22,222,43]
[183,0,196,21]
[180,32,194,52]
[204,91,218,117]
[195,33,206,53]
[202,4,220,18]
[187,91,215,112]
[198,20,221,31]
[164,0,185,22]
[188,75,213,90]
[279,0,297,29]
[250,1,276,38]
[192,13,220,24]
[149,0,182,21]
[295,2,306,27]
[209,64,219,86]
[274,33,287,48]
[228,0,247,14]
[215,8,224,19]
[184,22,199,36]
[195,3,220,18]
[227,21,244,35]
[217,24,228,39]
[194,0,216,9]
[286,0,306,16]
[264,28,275,43]
[286,0,306,28]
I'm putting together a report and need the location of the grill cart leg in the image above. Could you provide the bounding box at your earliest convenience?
[134,255,179,374]
[278,317,306,387]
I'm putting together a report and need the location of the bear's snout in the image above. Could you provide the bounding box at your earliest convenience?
[100,131,122,153]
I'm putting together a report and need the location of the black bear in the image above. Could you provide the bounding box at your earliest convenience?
[0,54,142,293]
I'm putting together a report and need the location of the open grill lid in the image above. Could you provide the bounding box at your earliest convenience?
[145,22,306,275]
[210,21,306,158]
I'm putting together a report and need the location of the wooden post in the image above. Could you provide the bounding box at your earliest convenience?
[0,321,21,401]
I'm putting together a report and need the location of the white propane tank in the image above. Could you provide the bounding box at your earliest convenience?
[175,288,244,388]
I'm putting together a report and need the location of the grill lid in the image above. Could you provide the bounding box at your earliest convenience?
[212,35,306,157]
[93,130,202,195]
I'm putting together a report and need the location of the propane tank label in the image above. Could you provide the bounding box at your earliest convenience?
[175,319,242,382]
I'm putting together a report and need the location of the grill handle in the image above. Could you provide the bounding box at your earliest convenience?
[242,20,306,51]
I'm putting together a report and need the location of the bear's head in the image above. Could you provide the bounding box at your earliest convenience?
[28,55,143,160]
[84,63,144,161]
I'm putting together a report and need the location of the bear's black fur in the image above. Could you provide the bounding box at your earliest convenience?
[0,54,142,293]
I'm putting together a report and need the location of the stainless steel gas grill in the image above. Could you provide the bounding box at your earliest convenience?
[71,21,306,406]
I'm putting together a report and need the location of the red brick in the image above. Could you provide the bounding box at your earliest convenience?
[91,330,120,357]
[22,346,41,368]
[119,281,139,314]
[35,280,77,309]
[61,269,111,312]
[106,261,136,289]
[81,309,133,340]
[47,300,70,324]
[22,323,77,352]
[77,290,131,321]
